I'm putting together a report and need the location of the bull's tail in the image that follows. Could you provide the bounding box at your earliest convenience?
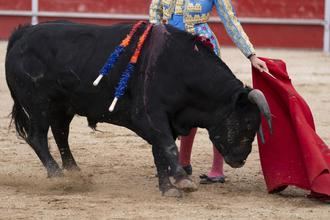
[9,91,30,141]
[6,24,32,141]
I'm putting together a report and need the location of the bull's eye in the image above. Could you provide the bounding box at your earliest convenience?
[240,137,250,146]
[245,119,253,131]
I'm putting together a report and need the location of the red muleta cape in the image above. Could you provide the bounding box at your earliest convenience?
[252,58,330,198]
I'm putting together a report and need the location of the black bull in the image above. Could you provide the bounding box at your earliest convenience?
[5,22,271,197]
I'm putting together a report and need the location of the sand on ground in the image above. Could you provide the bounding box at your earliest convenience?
[0,41,329,219]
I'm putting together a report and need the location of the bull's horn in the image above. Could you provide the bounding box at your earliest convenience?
[258,125,265,144]
[248,89,273,134]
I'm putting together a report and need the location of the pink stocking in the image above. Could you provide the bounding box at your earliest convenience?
[207,145,224,178]
[179,128,197,167]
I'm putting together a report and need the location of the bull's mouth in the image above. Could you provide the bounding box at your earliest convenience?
[213,143,248,168]
[224,157,246,168]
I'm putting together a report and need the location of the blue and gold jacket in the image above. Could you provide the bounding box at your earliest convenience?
[149,0,255,57]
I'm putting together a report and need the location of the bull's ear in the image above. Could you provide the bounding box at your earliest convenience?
[232,90,250,108]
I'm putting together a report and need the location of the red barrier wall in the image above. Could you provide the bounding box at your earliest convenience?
[0,0,325,49]
[233,0,324,19]
[0,0,30,10]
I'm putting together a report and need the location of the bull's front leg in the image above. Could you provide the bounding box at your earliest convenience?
[161,142,198,193]
[152,144,182,197]
[153,143,197,197]
[131,112,197,196]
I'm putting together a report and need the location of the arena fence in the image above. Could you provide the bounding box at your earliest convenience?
[324,0,330,53]
[0,0,329,53]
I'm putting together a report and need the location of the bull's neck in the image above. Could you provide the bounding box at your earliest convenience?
[168,52,245,130]
[183,53,244,105]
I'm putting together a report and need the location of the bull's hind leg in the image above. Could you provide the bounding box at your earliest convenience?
[50,111,79,171]
[27,114,63,177]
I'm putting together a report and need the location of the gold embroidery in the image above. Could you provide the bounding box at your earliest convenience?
[149,0,255,57]
[163,8,172,18]
[185,13,210,24]
[186,3,202,13]
[163,0,173,6]
[215,0,255,57]
[149,0,163,24]
[163,0,176,19]
[174,0,184,15]
[175,8,184,15]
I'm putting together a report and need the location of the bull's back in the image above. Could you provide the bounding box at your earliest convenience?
[6,22,134,92]
[5,22,135,120]
[6,21,131,77]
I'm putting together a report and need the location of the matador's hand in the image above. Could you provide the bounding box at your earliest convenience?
[249,55,269,73]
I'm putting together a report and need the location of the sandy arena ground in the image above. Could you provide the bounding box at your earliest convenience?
[0,41,329,219]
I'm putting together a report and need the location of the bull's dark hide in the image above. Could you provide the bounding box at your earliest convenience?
[5,21,267,196]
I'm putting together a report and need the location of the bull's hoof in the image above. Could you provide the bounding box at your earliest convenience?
[175,178,198,193]
[162,188,183,198]
[63,159,80,171]
[47,169,64,178]
[183,165,193,176]
[63,164,81,172]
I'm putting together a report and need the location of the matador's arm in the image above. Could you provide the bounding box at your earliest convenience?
[214,0,256,57]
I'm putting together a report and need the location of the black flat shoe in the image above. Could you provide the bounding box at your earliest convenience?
[307,191,330,203]
[199,174,225,184]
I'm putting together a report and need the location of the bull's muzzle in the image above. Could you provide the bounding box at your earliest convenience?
[224,156,246,168]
